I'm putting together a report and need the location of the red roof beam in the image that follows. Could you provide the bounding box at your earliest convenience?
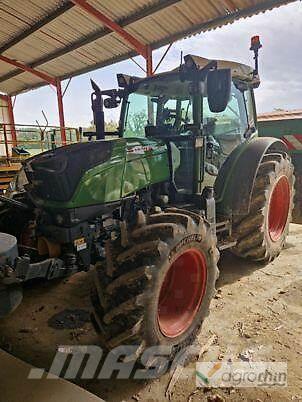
[0,54,56,86]
[70,0,148,59]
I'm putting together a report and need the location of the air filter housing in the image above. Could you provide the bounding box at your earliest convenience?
[0,233,22,318]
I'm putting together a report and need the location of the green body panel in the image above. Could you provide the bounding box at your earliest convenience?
[43,137,170,209]
[122,138,170,197]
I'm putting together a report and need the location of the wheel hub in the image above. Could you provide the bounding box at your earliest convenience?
[157,248,207,338]
[268,175,290,242]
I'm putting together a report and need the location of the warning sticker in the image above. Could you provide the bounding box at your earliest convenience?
[74,237,87,251]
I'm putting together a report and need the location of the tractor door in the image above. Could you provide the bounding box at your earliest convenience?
[203,82,256,187]
[154,98,196,193]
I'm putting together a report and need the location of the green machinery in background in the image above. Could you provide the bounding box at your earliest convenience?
[258,110,302,223]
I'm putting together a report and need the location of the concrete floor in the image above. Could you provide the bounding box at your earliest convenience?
[0,224,301,401]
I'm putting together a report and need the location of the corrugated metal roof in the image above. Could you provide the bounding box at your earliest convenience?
[0,0,298,95]
[258,109,302,121]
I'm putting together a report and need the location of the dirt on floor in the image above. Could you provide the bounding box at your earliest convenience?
[0,224,301,402]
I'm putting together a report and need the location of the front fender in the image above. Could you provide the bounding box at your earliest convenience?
[215,137,288,217]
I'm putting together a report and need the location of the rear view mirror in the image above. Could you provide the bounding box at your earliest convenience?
[207,69,231,113]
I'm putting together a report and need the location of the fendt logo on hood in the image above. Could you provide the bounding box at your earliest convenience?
[127,144,166,154]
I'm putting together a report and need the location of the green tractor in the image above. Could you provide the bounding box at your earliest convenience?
[0,37,294,362]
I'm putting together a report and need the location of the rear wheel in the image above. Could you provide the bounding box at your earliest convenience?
[232,152,294,262]
[91,208,219,363]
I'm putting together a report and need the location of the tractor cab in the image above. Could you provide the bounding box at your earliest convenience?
[95,54,260,195]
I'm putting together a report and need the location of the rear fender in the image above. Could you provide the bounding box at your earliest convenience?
[215,137,288,217]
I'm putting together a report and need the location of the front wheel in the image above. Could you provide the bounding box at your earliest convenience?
[91,208,219,364]
[232,152,294,262]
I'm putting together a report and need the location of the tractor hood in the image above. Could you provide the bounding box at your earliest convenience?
[23,138,171,211]
[23,140,113,203]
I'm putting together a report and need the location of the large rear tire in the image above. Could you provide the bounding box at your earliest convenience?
[91,208,219,364]
[232,152,294,262]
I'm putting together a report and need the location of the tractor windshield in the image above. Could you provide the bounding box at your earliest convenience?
[123,92,193,138]
[122,80,252,146]
[123,93,150,137]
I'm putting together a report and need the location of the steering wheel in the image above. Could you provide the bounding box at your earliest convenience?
[162,108,177,121]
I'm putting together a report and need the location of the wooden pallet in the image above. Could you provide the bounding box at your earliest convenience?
[0,163,22,192]
[0,163,22,172]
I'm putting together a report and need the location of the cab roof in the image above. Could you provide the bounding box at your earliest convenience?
[120,54,259,96]
[185,55,257,83]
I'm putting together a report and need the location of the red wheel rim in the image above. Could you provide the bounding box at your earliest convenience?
[268,176,290,242]
[157,248,207,338]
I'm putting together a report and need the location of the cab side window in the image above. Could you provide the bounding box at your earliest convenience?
[203,83,248,139]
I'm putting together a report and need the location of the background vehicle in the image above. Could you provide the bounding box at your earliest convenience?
[0,37,294,362]
[258,109,302,223]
